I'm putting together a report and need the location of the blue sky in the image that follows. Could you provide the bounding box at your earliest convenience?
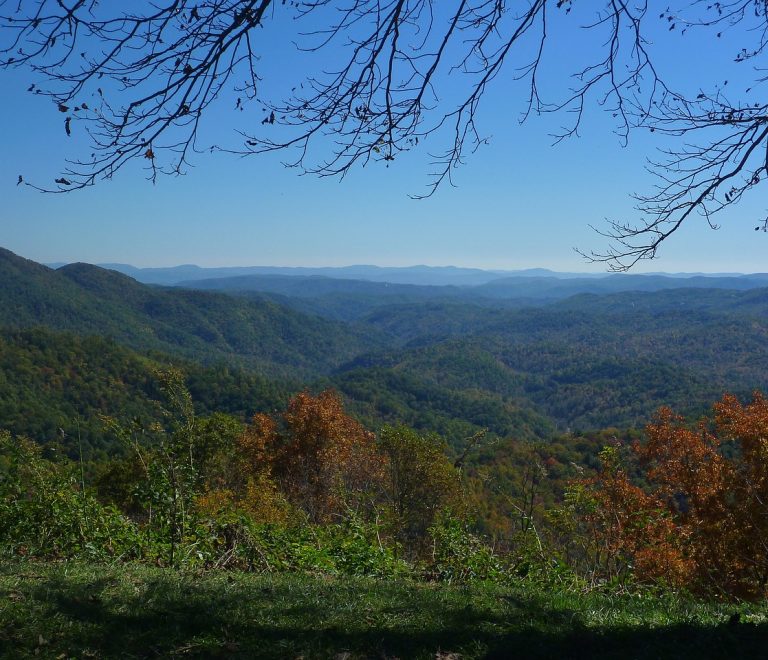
[1,4,765,272]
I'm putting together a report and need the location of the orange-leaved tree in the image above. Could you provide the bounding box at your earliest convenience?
[582,392,768,598]
[237,389,387,523]
[570,444,692,587]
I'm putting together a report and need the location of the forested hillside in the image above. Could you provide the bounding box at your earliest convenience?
[0,328,294,457]
[2,248,768,451]
[173,268,768,322]
[0,248,384,379]
[344,294,768,432]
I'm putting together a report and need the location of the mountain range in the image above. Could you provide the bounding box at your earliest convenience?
[46,260,765,288]
[1,248,381,379]
[3,247,766,452]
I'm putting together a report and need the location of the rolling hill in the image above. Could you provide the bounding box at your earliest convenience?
[0,248,384,379]
[4,247,768,450]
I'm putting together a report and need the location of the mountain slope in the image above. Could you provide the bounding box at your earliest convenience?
[0,249,384,378]
[344,288,768,431]
[98,263,509,286]
[6,247,768,447]
[0,327,293,454]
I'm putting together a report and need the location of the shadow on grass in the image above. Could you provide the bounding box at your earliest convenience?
[3,568,767,659]
[484,623,768,660]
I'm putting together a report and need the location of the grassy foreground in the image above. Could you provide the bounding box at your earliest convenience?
[1,562,767,659]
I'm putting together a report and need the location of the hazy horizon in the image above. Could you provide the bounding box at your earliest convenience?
[4,40,768,275]
[3,4,766,273]
[38,255,758,278]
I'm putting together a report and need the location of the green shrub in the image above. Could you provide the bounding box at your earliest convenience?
[0,432,142,560]
[193,510,410,578]
[427,513,503,583]
[318,514,410,578]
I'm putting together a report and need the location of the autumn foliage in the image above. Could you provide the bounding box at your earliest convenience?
[236,390,387,522]
[583,392,768,598]
[188,388,471,566]
[574,444,693,588]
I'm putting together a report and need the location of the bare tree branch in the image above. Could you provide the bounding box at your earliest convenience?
[2,1,767,268]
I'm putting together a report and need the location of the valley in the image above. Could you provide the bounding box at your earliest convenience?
[1,247,766,458]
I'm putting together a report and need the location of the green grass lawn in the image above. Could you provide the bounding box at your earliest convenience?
[1,561,767,659]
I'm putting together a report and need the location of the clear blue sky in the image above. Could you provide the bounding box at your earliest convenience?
[0,4,765,272]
